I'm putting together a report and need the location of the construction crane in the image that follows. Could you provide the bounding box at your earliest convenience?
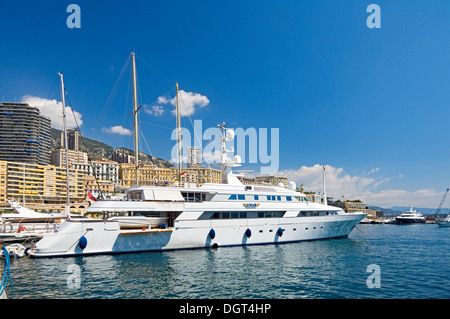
[341,196,349,213]
[434,188,449,216]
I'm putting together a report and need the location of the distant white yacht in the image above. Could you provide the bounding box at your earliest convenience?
[395,205,426,224]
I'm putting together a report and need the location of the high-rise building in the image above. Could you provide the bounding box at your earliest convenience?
[188,147,202,167]
[61,129,82,151]
[0,102,51,164]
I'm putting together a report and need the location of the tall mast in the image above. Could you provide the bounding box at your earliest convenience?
[176,82,181,182]
[131,52,139,187]
[58,72,70,206]
[322,165,327,205]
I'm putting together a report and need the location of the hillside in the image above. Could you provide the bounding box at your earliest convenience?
[51,128,173,168]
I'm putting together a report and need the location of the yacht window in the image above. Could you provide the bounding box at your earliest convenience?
[228,194,237,200]
[286,196,292,201]
[231,212,239,219]
[254,195,259,200]
[238,194,245,200]
[267,196,271,201]
[212,212,220,219]
[222,212,230,219]
[271,196,276,201]
[277,196,281,201]
[239,212,247,218]
[128,191,142,200]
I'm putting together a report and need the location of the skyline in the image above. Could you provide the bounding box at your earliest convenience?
[0,1,449,208]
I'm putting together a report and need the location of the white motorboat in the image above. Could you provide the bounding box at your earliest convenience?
[395,205,426,224]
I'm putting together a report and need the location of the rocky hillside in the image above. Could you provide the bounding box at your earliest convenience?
[51,128,173,168]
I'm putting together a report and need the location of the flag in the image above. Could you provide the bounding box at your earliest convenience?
[88,190,98,201]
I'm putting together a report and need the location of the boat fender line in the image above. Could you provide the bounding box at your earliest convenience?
[245,228,252,238]
[209,228,216,240]
[277,227,283,237]
[78,236,88,250]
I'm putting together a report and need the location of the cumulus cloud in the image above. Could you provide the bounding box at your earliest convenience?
[102,125,132,135]
[274,164,443,208]
[144,105,165,117]
[277,164,375,200]
[156,90,209,117]
[21,95,83,130]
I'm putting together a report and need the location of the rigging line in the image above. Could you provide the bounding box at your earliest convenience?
[140,120,174,130]
[139,128,157,167]
[177,90,214,175]
[98,55,131,125]
[63,89,105,201]
[135,54,173,85]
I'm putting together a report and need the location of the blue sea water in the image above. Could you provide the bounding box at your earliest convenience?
[5,224,450,299]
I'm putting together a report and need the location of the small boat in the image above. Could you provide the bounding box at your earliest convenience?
[107,215,168,229]
[436,216,450,227]
[395,205,426,224]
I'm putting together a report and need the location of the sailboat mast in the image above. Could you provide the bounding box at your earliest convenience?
[322,165,327,205]
[58,72,70,206]
[131,52,139,187]
[176,82,181,182]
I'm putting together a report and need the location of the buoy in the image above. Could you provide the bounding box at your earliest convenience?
[212,243,219,249]
[277,227,283,237]
[245,228,252,238]
[209,228,216,239]
[161,223,168,229]
[78,236,87,250]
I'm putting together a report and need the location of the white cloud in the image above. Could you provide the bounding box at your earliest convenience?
[274,164,443,208]
[102,125,132,135]
[21,95,83,130]
[156,90,209,117]
[157,96,169,104]
[144,105,165,117]
[277,164,375,199]
[365,188,443,208]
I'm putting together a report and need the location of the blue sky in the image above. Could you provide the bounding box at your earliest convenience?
[1,1,449,208]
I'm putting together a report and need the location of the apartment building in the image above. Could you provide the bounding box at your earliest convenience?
[0,102,51,165]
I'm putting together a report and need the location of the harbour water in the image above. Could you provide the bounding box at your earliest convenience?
[5,224,450,299]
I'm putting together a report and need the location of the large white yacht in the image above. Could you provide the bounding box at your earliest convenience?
[28,54,366,257]
[395,205,426,224]
[29,124,366,257]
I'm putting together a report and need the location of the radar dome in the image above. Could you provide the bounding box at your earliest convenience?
[287,181,296,191]
[226,129,235,140]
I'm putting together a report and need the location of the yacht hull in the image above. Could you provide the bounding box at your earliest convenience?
[29,213,365,257]
[395,218,426,224]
